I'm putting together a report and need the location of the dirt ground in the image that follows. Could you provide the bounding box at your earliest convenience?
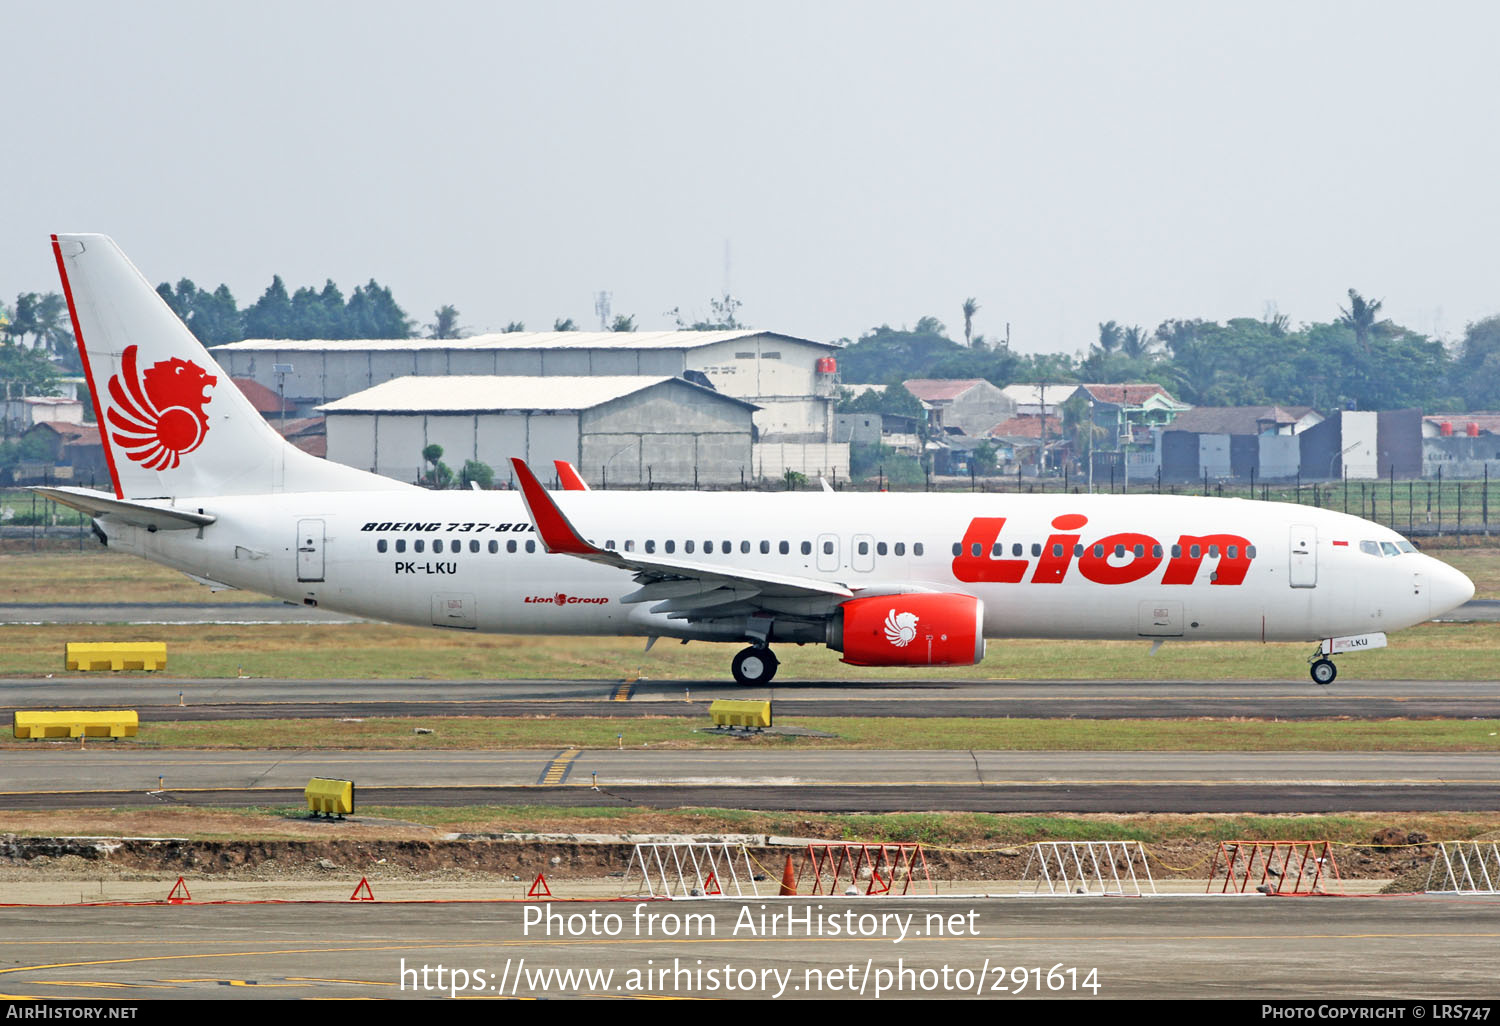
[0,832,1438,888]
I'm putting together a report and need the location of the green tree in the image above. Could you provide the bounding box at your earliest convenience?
[1338,289,1383,353]
[243,276,294,338]
[553,317,577,331]
[421,444,454,488]
[611,314,636,332]
[961,298,980,347]
[460,459,494,489]
[1453,316,1500,410]
[0,339,60,400]
[428,305,461,339]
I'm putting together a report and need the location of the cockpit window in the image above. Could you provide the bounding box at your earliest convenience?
[1359,540,1381,556]
[1380,541,1401,557]
[1397,541,1416,553]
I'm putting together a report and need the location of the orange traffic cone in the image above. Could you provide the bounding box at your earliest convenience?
[778,855,797,896]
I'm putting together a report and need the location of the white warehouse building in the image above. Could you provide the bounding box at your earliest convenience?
[214,330,840,444]
[319,375,762,488]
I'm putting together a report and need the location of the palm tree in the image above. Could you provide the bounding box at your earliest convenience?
[962,297,980,347]
[1096,320,1123,355]
[1338,289,1383,353]
[1120,325,1153,359]
[427,305,461,339]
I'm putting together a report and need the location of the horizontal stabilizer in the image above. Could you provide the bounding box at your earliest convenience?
[32,486,215,531]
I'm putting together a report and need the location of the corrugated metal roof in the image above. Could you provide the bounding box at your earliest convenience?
[317,375,759,414]
[216,330,835,354]
[903,378,990,402]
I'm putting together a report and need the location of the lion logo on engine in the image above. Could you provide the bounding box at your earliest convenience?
[884,608,919,647]
[106,344,217,471]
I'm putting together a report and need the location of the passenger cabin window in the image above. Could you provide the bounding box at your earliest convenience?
[894,542,906,556]
[779,541,790,555]
[823,540,834,555]
[877,542,888,556]
[913,543,924,556]
[507,540,517,553]
[801,541,812,555]
[685,540,695,554]
[434,540,445,553]
[1248,545,1257,558]
[470,540,480,553]
[415,540,425,553]
[488,540,498,554]
[377,539,388,553]
[858,541,869,555]
[740,541,751,554]
[645,540,656,554]
[525,540,536,553]
[760,541,770,554]
[664,540,675,554]
[396,539,406,553]
[1031,543,1041,557]
[624,540,635,552]
[1189,545,1201,558]
[952,543,962,557]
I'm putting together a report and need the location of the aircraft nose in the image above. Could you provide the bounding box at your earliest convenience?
[1428,560,1475,618]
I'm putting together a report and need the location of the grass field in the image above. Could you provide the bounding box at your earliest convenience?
[0,806,1492,848]
[2,619,1495,680]
[5,715,1496,752]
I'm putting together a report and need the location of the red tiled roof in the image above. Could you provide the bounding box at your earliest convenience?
[902,378,988,402]
[1079,383,1174,405]
[30,421,99,444]
[988,415,1046,439]
[233,377,285,414]
[278,416,326,438]
[291,435,326,458]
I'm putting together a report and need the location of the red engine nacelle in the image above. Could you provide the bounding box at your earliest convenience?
[830,593,986,667]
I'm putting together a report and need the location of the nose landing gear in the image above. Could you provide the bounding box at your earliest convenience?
[1309,657,1338,686]
[731,645,779,685]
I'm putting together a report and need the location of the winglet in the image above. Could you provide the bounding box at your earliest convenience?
[510,458,597,555]
[554,459,590,491]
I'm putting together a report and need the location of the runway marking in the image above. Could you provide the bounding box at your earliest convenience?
[613,682,635,702]
[538,749,582,785]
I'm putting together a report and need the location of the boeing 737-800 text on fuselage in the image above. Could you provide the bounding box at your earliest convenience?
[35,235,1475,685]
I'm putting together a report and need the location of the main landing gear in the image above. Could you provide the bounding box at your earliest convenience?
[731,645,779,685]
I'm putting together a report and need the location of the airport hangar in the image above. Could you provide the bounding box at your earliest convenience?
[212,330,849,482]
[318,375,760,487]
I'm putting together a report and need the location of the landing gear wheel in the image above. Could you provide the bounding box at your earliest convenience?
[1310,658,1337,686]
[731,646,779,685]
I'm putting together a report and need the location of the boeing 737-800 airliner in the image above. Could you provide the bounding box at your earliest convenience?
[34,234,1475,685]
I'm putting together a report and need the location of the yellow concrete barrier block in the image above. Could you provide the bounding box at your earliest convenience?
[65,642,167,672]
[709,699,773,730]
[14,710,139,739]
[306,778,355,818]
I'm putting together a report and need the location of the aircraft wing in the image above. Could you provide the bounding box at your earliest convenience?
[508,458,853,608]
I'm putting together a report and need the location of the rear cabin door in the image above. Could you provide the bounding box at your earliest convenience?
[1289,523,1317,588]
[296,519,325,582]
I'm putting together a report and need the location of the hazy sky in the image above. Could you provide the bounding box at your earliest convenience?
[6,1,1499,353]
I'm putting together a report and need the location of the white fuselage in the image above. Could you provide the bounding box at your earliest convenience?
[99,489,1471,648]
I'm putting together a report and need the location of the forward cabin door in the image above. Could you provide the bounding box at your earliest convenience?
[296,519,325,582]
[1289,523,1317,588]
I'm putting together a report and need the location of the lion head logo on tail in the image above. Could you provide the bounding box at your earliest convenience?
[106,344,217,470]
